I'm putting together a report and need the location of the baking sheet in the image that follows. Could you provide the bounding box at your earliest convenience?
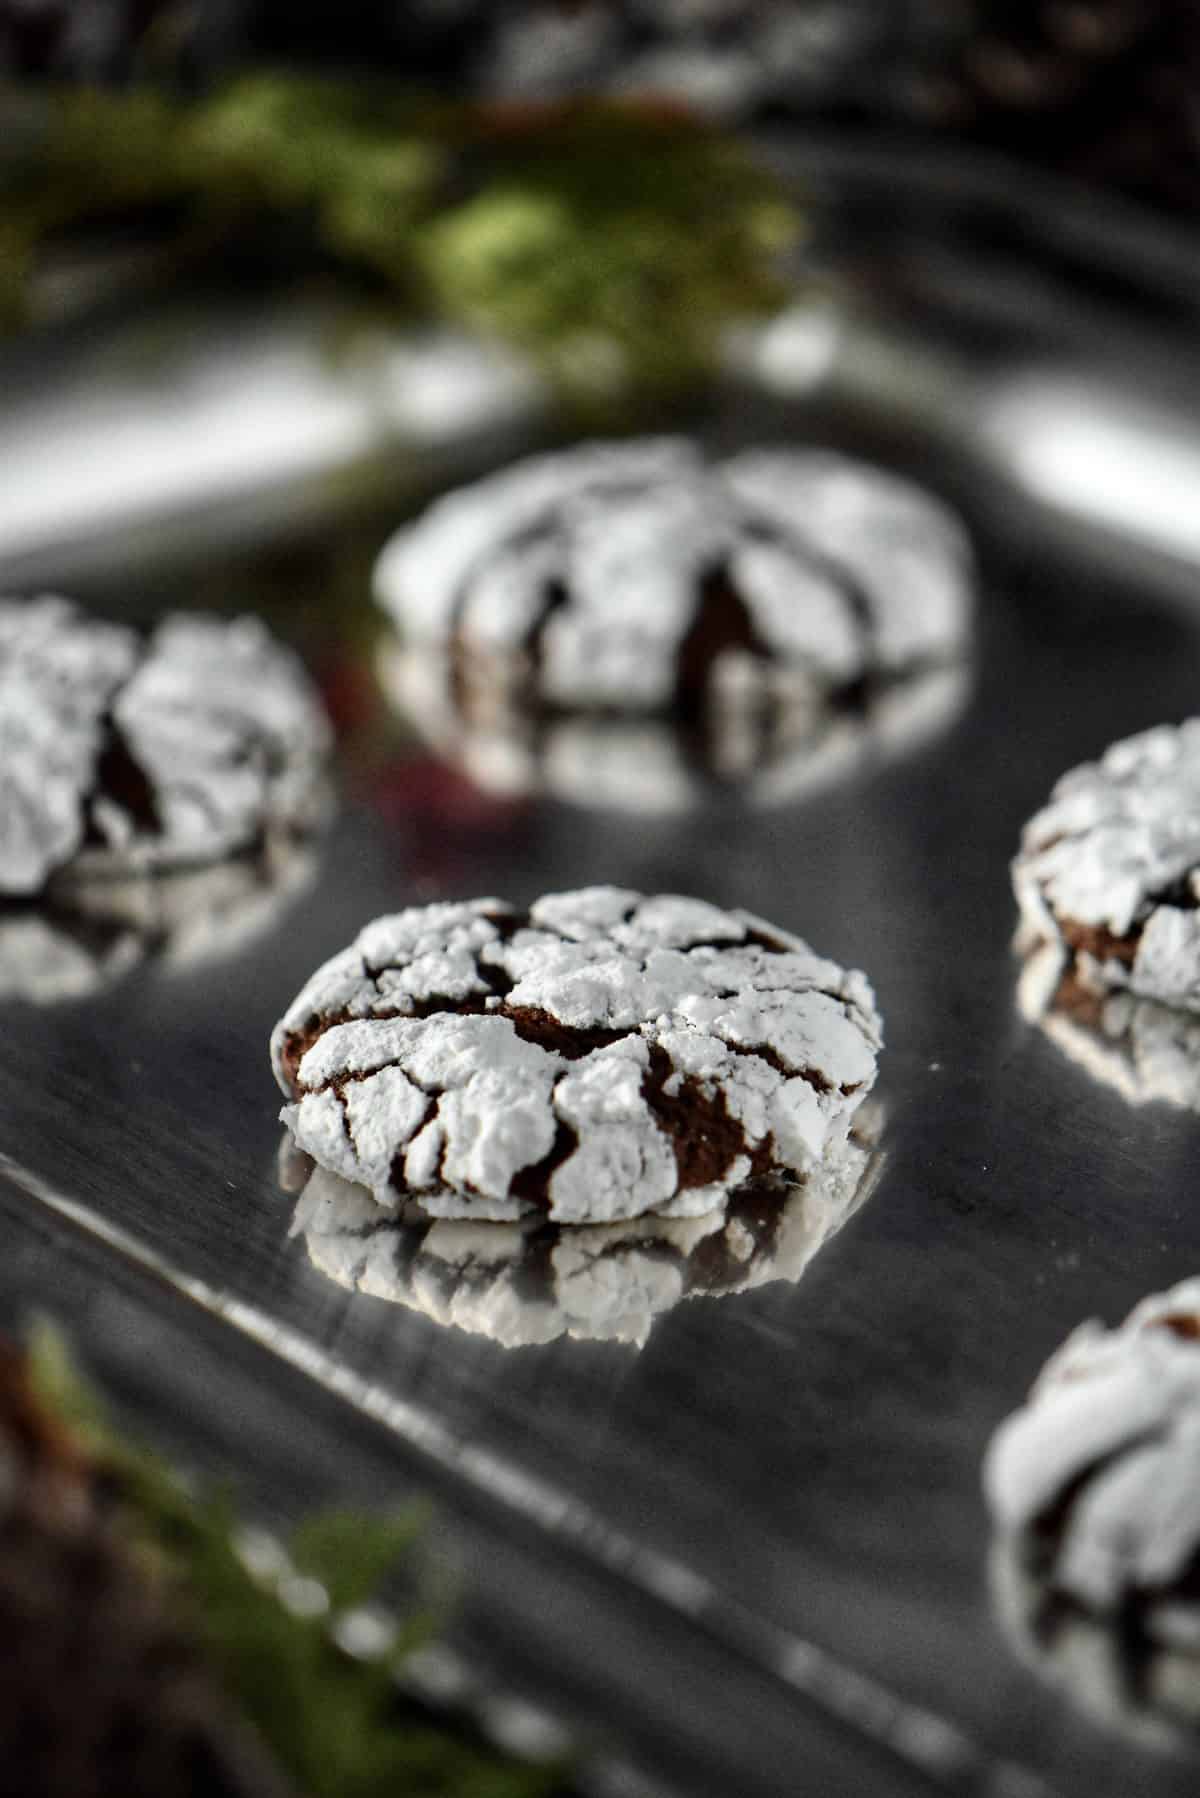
[5,155,1200,1793]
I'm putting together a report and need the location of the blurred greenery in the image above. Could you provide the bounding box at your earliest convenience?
[0,73,797,411]
[26,1319,565,1798]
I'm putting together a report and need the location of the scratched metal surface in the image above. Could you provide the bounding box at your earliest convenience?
[5,149,1200,1798]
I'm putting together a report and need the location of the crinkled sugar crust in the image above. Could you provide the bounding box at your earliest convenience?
[0,595,332,895]
[272,886,882,1225]
[984,1278,1200,1620]
[1013,721,1200,1012]
[372,438,972,713]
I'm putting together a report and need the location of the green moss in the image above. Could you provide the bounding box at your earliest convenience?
[24,1320,565,1798]
[0,74,799,409]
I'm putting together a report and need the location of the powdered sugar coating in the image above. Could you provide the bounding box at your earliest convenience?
[985,1280,1200,1619]
[272,887,881,1225]
[720,450,970,672]
[373,438,972,712]
[291,1118,879,1347]
[0,597,331,892]
[0,595,139,894]
[1013,722,1200,1009]
[1018,943,1200,1113]
[74,613,332,875]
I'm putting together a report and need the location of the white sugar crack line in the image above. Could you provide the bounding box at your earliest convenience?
[0,1148,1057,1798]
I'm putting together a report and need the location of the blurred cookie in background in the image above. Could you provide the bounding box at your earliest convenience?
[8,1,1196,221]
[1012,721,1200,1017]
[985,1279,1200,1745]
[0,597,332,897]
[454,0,884,119]
[290,1103,883,1349]
[373,439,973,726]
[375,438,972,811]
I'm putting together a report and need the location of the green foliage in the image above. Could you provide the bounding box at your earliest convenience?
[289,1505,430,1612]
[415,102,796,402]
[25,1313,120,1455]
[24,1321,564,1798]
[0,73,798,406]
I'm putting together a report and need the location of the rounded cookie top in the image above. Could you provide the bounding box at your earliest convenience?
[0,597,332,894]
[1013,721,1200,1011]
[373,438,972,713]
[984,1279,1200,1619]
[271,886,881,1225]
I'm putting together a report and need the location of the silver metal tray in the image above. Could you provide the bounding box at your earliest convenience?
[4,141,1200,1798]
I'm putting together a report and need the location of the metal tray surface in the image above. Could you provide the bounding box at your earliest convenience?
[4,396,1200,1798]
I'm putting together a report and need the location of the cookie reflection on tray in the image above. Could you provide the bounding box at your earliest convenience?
[0,838,316,1004]
[289,1113,883,1348]
[380,642,968,814]
[990,1542,1200,1753]
[1018,942,1200,1112]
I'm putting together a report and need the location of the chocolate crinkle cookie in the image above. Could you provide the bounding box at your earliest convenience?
[373,438,972,724]
[0,595,332,896]
[1013,721,1200,1013]
[985,1280,1200,1731]
[271,887,881,1225]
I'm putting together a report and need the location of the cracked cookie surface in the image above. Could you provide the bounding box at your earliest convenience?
[1013,721,1200,1012]
[372,438,972,718]
[271,887,882,1224]
[0,596,332,895]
